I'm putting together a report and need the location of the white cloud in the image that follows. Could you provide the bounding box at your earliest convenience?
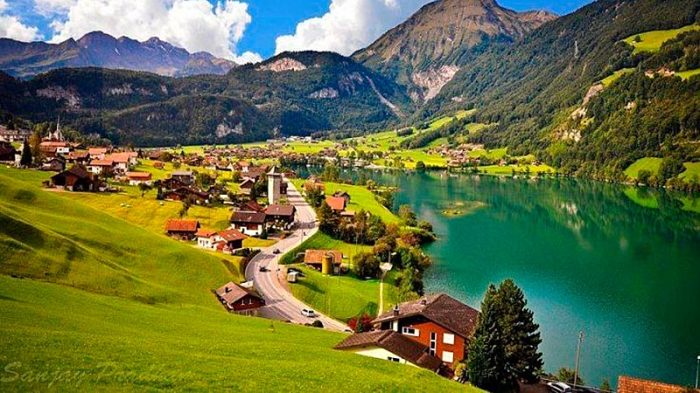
[0,0,42,41]
[274,0,432,56]
[46,0,260,62]
[232,51,263,64]
[33,0,76,15]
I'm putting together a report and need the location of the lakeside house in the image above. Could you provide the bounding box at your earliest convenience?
[215,282,265,315]
[264,204,296,230]
[50,165,99,192]
[165,219,200,240]
[617,376,699,393]
[325,196,347,212]
[335,330,443,373]
[230,211,267,236]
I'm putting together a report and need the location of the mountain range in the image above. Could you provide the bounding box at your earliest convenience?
[0,31,236,79]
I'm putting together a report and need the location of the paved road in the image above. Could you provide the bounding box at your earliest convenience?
[245,181,348,332]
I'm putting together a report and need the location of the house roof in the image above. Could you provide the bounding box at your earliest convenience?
[68,151,89,159]
[53,165,92,180]
[239,178,255,187]
[230,211,266,224]
[89,159,113,167]
[335,330,442,371]
[126,172,152,180]
[325,196,346,211]
[373,293,479,339]
[195,228,217,238]
[217,228,247,242]
[165,219,200,233]
[617,376,697,393]
[333,191,351,199]
[265,204,295,216]
[88,148,108,155]
[215,281,263,305]
[304,249,343,265]
[242,200,264,212]
[105,152,135,163]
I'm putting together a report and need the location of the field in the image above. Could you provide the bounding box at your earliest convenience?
[289,266,399,321]
[280,232,372,265]
[468,147,508,160]
[478,164,556,176]
[623,24,700,54]
[676,68,700,80]
[679,162,700,182]
[623,157,663,179]
[600,68,635,87]
[0,167,478,392]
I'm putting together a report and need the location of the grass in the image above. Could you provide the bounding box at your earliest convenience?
[280,232,371,265]
[679,162,700,182]
[478,164,556,175]
[676,68,700,80]
[623,24,700,54]
[624,157,663,179]
[623,187,659,209]
[289,266,398,321]
[0,276,476,392]
[468,147,508,160]
[0,167,478,392]
[601,68,635,87]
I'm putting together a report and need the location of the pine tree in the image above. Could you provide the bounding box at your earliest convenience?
[496,279,543,384]
[467,285,515,392]
[20,141,32,167]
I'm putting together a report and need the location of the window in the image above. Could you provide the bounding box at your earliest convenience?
[387,356,400,363]
[443,333,455,345]
[442,351,454,363]
[401,327,419,336]
[429,332,437,356]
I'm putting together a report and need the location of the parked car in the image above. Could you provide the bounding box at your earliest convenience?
[547,382,573,393]
[259,266,269,272]
[301,308,316,318]
[272,248,281,254]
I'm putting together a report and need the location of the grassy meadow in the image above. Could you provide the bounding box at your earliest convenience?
[280,232,372,265]
[600,68,635,87]
[0,166,479,392]
[623,24,700,54]
[623,157,663,179]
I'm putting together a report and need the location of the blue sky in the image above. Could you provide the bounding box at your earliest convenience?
[1,0,593,61]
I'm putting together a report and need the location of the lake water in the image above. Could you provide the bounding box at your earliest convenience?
[302,168,700,388]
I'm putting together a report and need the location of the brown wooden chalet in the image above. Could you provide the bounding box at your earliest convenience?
[229,211,266,236]
[215,282,265,314]
[50,165,98,192]
[264,204,296,230]
[164,219,200,240]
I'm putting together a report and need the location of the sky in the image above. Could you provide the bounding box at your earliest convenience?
[0,0,593,63]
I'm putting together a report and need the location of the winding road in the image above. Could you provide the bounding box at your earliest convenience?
[244,181,348,332]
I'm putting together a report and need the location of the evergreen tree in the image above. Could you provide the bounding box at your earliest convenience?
[468,285,515,392]
[20,141,32,167]
[496,279,544,384]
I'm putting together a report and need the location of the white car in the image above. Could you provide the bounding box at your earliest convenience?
[547,382,573,393]
[301,308,316,318]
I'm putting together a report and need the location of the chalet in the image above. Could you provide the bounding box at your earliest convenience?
[230,211,267,237]
[105,152,137,173]
[215,282,265,314]
[372,294,479,368]
[50,165,98,192]
[88,147,109,159]
[0,126,30,142]
[238,161,251,172]
[66,151,90,165]
[87,159,114,175]
[0,142,16,162]
[243,166,267,181]
[325,196,347,212]
[196,228,218,249]
[147,150,163,160]
[335,330,443,373]
[41,156,66,172]
[214,229,246,253]
[617,376,699,393]
[39,141,70,157]
[126,172,152,186]
[265,204,296,230]
[162,187,209,204]
[304,249,343,273]
[241,200,264,213]
[164,219,200,240]
[239,178,256,195]
[332,191,351,204]
[171,171,194,185]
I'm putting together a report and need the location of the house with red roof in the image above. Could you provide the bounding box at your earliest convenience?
[618,376,699,393]
[165,219,200,240]
[214,229,246,253]
[126,172,152,186]
[215,282,265,315]
[195,228,218,249]
[325,196,347,212]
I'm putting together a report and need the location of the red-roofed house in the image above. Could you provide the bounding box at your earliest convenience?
[215,282,265,314]
[618,376,698,393]
[195,228,218,249]
[126,172,152,186]
[165,219,200,240]
[214,229,246,253]
[87,159,114,175]
[325,196,347,212]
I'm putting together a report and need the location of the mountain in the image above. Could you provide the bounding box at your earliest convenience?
[352,0,556,101]
[0,51,413,146]
[0,31,237,79]
[421,0,700,179]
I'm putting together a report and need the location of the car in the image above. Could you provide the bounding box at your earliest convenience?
[301,308,316,318]
[547,382,573,393]
[272,248,281,254]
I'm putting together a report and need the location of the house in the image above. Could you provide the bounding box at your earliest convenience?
[196,228,218,249]
[265,204,296,230]
[239,178,256,195]
[105,152,137,173]
[240,200,264,213]
[126,172,152,186]
[87,159,114,175]
[88,147,109,159]
[50,165,98,192]
[325,196,347,212]
[39,141,70,157]
[162,187,209,204]
[171,170,194,185]
[214,229,247,253]
[334,330,443,372]
[0,142,17,162]
[41,156,66,172]
[66,150,90,165]
[371,294,479,368]
[164,219,200,240]
[243,166,267,182]
[230,211,267,236]
[617,376,699,393]
[304,249,343,273]
[332,191,351,204]
[215,281,265,314]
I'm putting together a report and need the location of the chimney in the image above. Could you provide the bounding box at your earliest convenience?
[393,305,399,316]
[225,286,232,293]
[419,297,427,306]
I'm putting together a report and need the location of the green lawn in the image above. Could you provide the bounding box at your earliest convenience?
[677,68,700,80]
[468,147,508,160]
[623,24,700,54]
[624,157,663,179]
[280,232,371,265]
[0,167,478,392]
[289,266,398,321]
[601,68,635,87]
[679,162,700,182]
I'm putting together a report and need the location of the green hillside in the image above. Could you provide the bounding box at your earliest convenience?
[0,167,473,391]
[623,24,700,53]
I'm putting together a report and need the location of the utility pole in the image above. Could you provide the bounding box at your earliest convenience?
[695,355,699,389]
[574,331,584,389]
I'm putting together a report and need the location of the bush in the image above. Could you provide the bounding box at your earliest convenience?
[353,252,380,278]
[311,320,324,328]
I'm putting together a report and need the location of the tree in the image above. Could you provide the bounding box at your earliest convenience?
[20,141,32,167]
[321,163,340,182]
[468,285,515,392]
[306,185,325,208]
[318,201,340,235]
[353,252,380,278]
[415,161,426,171]
[600,379,612,392]
[637,169,652,185]
[495,279,543,384]
[398,204,418,227]
[417,220,433,233]
[556,368,583,386]
[29,129,43,165]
